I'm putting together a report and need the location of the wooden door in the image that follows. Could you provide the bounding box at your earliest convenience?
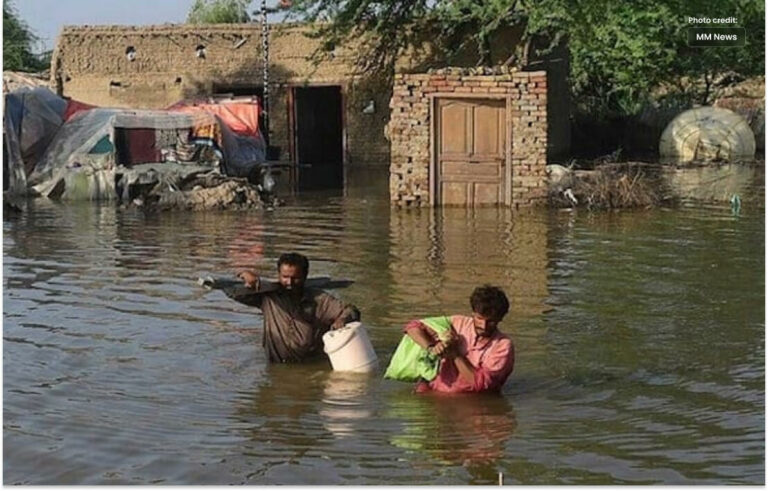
[435,98,507,206]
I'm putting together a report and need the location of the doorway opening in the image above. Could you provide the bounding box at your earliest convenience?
[293,86,344,190]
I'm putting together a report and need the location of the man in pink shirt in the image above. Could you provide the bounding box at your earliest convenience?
[403,285,515,393]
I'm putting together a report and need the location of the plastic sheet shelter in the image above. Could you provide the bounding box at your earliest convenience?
[168,98,267,177]
[26,106,264,200]
[27,108,208,199]
[167,99,262,139]
[4,87,268,200]
[4,88,68,193]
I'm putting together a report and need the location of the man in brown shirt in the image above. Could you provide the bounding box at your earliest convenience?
[226,252,360,363]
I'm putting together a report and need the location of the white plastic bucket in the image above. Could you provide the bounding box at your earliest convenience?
[323,322,378,373]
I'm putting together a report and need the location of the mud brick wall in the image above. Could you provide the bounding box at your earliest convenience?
[51,24,389,166]
[345,75,392,164]
[388,68,548,207]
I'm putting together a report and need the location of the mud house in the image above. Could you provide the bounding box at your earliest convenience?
[51,23,570,205]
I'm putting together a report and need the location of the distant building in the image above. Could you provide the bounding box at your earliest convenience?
[52,22,570,199]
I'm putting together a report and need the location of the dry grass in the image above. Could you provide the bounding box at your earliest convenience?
[549,162,672,210]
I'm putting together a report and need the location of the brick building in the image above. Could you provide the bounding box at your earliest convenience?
[389,68,548,207]
[51,22,569,204]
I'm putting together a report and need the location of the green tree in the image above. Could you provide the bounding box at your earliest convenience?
[3,2,46,72]
[529,0,764,114]
[284,0,433,75]
[283,0,765,116]
[661,0,765,105]
[187,0,252,24]
[284,0,517,74]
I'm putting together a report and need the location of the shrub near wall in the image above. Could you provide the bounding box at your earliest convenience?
[388,67,548,207]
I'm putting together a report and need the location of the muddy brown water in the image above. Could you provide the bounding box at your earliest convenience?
[3,183,764,484]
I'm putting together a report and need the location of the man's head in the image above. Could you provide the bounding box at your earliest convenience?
[469,285,510,337]
[277,252,309,292]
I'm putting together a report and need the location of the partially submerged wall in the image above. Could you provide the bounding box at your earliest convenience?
[52,24,569,171]
[389,68,548,207]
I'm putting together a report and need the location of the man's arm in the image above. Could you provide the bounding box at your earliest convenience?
[403,320,453,357]
[315,291,360,329]
[449,353,477,385]
[222,285,265,308]
[222,270,265,308]
[445,339,515,391]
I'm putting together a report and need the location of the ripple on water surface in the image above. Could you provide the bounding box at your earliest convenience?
[3,198,764,484]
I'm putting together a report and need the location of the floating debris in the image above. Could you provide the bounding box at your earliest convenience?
[548,162,671,210]
[730,193,742,215]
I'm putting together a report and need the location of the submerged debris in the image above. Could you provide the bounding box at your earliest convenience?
[126,172,272,211]
[548,162,672,210]
[4,86,273,210]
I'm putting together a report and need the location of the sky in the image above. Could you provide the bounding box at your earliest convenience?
[12,0,288,53]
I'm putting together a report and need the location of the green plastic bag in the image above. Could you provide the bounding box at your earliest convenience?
[384,316,452,382]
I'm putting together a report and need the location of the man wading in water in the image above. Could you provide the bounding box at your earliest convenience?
[227,252,360,363]
[403,285,515,393]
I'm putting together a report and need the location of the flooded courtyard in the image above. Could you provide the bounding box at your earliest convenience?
[3,176,764,484]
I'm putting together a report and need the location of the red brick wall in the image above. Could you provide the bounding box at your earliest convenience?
[389,67,548,207]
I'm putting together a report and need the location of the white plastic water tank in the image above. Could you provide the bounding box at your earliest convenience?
[322,322,378,373]
[659,106,756,162]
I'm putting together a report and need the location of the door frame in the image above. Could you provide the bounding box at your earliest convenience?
[288,83,348,168]
[429,93,513,206]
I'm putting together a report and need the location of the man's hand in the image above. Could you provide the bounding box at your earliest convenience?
[237,270,260,289]
[331,318,346,330]
[428,340,449,357]
[440,330,462,359]
[429,333,459,357]
[442,342,461,359]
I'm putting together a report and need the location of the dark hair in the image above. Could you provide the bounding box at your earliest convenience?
[277,252,310,278]
[470,285,510,320]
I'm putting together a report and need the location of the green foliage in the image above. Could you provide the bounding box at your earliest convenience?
[187,0,251,24]
[661,0,765,106]
[37,50,53,69]
[430,0,528,65]
[283,0,764,117]
[530,0,681,116]
[3,2,47,72]
[531,0,765,116]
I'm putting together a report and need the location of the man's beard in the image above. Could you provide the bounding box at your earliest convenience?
[475,327,494,338]
[280,284,303,298]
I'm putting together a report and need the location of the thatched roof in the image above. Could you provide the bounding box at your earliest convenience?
[3,71,51,94]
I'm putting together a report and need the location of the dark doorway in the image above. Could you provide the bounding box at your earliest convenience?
[294,86,344,190]
[114,128,159,166]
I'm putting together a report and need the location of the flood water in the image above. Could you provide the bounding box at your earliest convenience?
[3,177,764,484]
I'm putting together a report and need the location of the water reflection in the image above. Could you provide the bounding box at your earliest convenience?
[388,207,549,322]
[662,163,764,204]
[226,220,267,271]
[387,392,517,474]
[235,363,327,419]
[4,191,764,485]
[233,365,380,442]
[319,371,377,438]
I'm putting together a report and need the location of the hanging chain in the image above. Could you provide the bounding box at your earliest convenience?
[261,0,270,143]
